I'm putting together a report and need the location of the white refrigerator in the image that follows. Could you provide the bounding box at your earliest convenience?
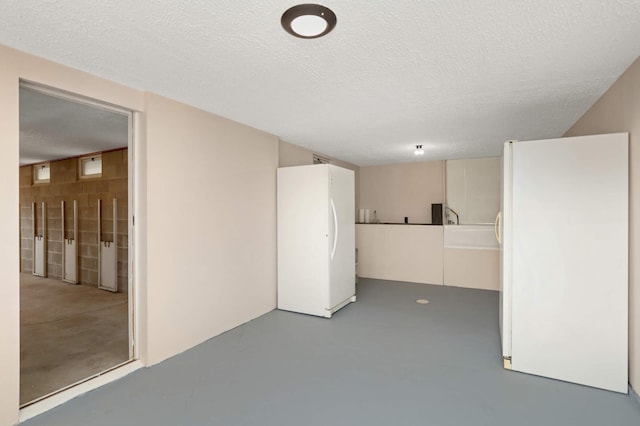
[277,164,356,318]
[499,133,628,393]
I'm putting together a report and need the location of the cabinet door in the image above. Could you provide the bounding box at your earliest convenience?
[356,225,387,279]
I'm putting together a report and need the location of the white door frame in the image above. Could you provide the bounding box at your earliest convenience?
[18,81,142,416]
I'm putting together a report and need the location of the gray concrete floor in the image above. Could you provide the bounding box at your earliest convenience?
[21,273,129,405]
[23,278,640,425]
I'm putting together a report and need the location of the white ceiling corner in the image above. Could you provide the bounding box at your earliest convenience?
[3,0,640,166]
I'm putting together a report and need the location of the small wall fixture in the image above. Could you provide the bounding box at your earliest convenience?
[281,4,337,39]
[414,145,425,156]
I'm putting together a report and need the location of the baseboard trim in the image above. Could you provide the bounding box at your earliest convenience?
[19,360,143,423]
[630,384,640,408]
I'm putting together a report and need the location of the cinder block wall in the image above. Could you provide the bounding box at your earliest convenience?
[19,149,128,293]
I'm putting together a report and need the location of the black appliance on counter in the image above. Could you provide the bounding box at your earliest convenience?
[432,203,444,225]
[431,203,460,225]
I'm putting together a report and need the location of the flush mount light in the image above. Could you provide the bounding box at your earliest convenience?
[281,4,337,39]
[414,145,425,156]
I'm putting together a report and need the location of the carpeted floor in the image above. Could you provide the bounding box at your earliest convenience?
[21,273,129,405]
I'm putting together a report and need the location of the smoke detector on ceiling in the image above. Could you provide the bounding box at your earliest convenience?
[281,4,337,39]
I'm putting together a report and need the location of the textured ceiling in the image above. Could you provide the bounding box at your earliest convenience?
[2,0,640,166]
[20,87,128,165]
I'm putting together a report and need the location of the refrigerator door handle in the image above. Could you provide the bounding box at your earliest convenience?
[495,211,502,244]
[330,198,338,260]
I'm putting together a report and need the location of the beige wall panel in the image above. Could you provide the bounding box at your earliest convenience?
[278,140,360,215]
[0,47,20,426]
[0,43,142,426]
[145,93,278,366]
[443,248,499,291]
[445,157,500,224]
[278,140,313,167]
[1,43,282,423]
[359,161,444,224]
[356,224,443,285]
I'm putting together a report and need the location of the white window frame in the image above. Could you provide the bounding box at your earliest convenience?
[33,163,50,184]
[78,154,102,179]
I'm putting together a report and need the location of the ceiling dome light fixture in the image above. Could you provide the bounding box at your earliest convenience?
[281,4,337,39]
[414,145,425,156]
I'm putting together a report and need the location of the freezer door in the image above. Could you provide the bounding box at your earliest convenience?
[328,165,356,310]
[499,141,513,359]
[510,133,628,393]
[277,165,330,316]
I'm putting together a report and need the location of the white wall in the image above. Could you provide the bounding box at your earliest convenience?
[145,93,278,365]
[445,157,500,224]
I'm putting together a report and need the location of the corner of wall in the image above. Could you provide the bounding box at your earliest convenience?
[144,93,279,366]
[133,108,149,366]
[0,44,22,426]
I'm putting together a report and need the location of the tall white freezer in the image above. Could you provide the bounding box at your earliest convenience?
[277,164,356,318]
[499,133,628,393]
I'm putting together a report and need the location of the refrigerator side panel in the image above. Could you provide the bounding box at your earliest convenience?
[328,165,356,311]
[510,133,628,393]
[277,165,330,317]
[500,141,513,360]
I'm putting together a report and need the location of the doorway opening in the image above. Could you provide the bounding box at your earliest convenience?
[18,82,135,406]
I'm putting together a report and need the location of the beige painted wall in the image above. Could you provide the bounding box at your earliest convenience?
[278,140,313,168]
[0,44,144,426]
[145,93,277,365]
[278,139,359,172]
[278,139,360,219]
[443,248,499,291]
[359,161,444,224]
[564,56,640,391]
[445,157,500,224]
[0,44,279,424]
[356,224,444,285]
[0,46,20,426]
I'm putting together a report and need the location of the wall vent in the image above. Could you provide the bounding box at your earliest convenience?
[313,154,331,165]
